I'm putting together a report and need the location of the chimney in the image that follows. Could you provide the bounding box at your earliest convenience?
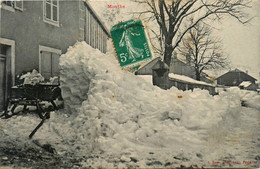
[245,70,248,74]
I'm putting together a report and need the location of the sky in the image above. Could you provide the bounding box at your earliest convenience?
[219,1,260,81]
[89,0,260,81]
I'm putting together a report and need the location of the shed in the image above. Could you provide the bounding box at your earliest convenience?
[216,69,256,86]
[239,81,257,91]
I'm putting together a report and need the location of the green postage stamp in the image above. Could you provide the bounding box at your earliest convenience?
[110,20,152,68]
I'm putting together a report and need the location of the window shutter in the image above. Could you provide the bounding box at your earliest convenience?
[51,53,60,77]
[41,51,52,79]
[53,5,58,21]
[45,2,51,20]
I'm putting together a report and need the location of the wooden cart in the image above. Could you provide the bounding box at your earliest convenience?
[0,83,62,138]
[2,83,62,119]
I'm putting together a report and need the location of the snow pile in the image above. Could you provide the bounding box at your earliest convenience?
[225,87,260,111]
[1,42,259,168]
[58,42,243,167]
[137,75,153,84]
[19,69,44,85]
[59,45,96,113]
[49,76,59,85]
[239,81,252,88]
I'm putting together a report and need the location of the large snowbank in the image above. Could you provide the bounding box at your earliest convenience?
[1,42,258,168]
[58,42,244,167]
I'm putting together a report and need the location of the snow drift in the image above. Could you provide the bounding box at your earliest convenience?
[58,42,244,167]
[1,42,259,168]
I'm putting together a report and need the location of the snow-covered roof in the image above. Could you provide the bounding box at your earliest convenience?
[84,0,110,37]
[239,81,252,88]
[231,68,243,72]
[136,57,161,72]
[152,60,169,70]
[169,73,214,86]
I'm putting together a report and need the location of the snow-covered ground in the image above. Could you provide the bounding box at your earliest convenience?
[0,42,259,168]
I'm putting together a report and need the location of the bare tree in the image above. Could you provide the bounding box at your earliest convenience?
[178,21,228,80]
[133,0,251,66]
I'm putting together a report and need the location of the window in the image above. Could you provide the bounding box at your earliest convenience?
[40,51,60,79]
[79,1,85,41]
[3,1,13,7]
[1,0,23,12]
[14,0,23,11]
[39,46,61,79]
[43,0,59,26]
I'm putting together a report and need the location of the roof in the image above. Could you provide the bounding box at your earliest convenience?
[230,68,243,72]
[138,57,160,69]
[134,57,161,75]
[239,81,252,88]
[216,68,256,80]
[84,0,110,37]
[151,60,169,70]
[171,57,186,65]
[169,73,214,87]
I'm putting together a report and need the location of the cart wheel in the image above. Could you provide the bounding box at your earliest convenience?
[22,105,29,113]
[0,111,6,117]
[4,102,18,118]
[36,101,50,119]
[36,101,45,119]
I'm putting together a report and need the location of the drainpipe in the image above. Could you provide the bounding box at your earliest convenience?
[0,0,2,38]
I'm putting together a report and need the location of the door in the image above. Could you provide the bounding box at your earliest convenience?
[0,54,6,111]
[0,45,12,111]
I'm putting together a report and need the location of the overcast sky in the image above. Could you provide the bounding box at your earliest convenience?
[219,1,260,81]
[90,0,260,81]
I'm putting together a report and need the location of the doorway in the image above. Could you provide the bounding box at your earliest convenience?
[0,44,12,111]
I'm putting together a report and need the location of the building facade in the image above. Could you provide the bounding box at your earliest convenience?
[135,53,213,83]
[0,0,109,110]
[216,69,256,86]
[169,56,194,78]
[135,57,161,75]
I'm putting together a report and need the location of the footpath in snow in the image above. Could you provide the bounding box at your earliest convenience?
[0,42,259,168]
